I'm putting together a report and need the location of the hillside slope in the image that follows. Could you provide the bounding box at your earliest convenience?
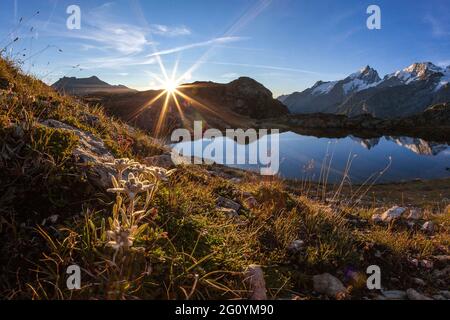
[0,58,449,301]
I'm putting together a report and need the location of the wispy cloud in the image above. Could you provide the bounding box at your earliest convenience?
[150,24,191,37]
[81,55,157,69]
[424,14,450,38]
[39,2,193,55]
[201,60,341,77]
[146,36,247,57]
[73,23,151,54]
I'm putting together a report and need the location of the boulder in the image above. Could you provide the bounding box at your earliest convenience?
[381,206,406,222]
[313,273,347,298]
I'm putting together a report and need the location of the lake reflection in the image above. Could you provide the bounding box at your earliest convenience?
[172,132,450,183]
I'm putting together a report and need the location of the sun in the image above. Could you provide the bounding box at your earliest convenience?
[164,78,179,93]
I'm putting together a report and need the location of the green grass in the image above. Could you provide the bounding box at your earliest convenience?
[0,56,449,300]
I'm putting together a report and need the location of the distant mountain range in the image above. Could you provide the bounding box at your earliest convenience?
[52,76,136,95]
[280,62,450,119]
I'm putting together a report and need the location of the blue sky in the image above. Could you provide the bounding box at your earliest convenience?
[1,0,449,96]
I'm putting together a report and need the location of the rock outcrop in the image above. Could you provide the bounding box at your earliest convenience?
[40,119,115,188]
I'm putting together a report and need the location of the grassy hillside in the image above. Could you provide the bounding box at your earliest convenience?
[0,58,449,300]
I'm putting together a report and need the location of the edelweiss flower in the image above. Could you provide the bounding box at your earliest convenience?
[125,173,153,198]
[146,166,175,182]
[106,226,137,251]
[108,173,153,199]
[106,158,139,177]
[131,164,149,174]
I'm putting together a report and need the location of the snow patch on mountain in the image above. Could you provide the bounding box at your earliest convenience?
[312,81,338,95]
[435,66,450,92]
[342,78,380,94]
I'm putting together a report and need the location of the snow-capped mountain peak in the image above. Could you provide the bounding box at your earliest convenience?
[279,61,450,118]
[342,65,381,94]
[389,62,444,84]
[311,66,381,96]
[349,65,380,81]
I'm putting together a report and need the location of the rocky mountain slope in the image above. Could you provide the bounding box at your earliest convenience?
[281,63,450,119]
[52,76,136,96]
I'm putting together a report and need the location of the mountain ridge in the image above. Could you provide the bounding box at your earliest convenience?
[280,62,450,119]
[52,76,136,95]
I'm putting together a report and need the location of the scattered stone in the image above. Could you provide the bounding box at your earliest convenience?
[432,266,450,278]
[420,260,434,269]
[406,288,432,300]
[411,278,426,286]
[408,258,419,267]
[381,290,407,300]
[312,273,347,298]
[245,265,267,300]
[41,119,115,189]
[217,207,239,218]
[440,291,450,299]
[406,208,422,220]
[288,240,305,253]
[230,178,242,184]
[381,206,406,222]
[217,196,241,212]
[421,221,435,233]
[244,196,259,209]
